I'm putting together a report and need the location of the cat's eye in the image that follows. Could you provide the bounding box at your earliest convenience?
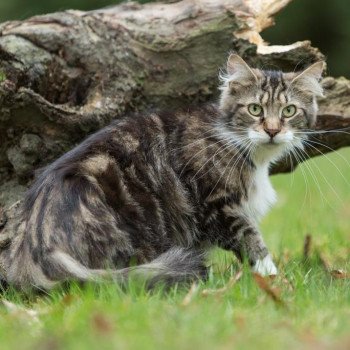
[248,104,263,117]
[282,105,297,118]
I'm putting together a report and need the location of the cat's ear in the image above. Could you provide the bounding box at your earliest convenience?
[291,61,325,97]
[226,54,258,90]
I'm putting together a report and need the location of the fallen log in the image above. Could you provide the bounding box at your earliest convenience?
[0,0,349,212]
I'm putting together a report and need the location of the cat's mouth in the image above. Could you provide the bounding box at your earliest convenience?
[248,129,292,147]
[267,138,279,145]
[259,138,278,146]
[261,138,287,147]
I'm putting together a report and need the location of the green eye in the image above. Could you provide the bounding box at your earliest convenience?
[248,104,263,117]
[282,105,297,118]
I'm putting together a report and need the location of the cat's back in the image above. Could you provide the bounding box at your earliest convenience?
[6,111,195,278]
[24,112,172,207]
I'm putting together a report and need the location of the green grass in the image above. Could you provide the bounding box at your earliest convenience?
[1,150,350,350]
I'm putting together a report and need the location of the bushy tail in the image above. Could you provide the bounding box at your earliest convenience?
[52,247,207,288]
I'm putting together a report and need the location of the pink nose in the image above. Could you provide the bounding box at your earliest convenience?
[264,128,280,138]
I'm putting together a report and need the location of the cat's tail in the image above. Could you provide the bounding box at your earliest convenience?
[51,247,207,288]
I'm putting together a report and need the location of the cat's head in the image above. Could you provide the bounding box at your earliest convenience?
[219,54,325,162]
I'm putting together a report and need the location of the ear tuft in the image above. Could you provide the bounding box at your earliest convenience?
[226,54,257,82]
[291,61,325,97]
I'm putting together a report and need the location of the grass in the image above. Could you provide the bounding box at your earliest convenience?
[0,149,350,350]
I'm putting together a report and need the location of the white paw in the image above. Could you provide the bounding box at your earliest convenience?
[252,255,278,276]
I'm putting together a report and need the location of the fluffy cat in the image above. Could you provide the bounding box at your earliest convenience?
[0,54,324,290]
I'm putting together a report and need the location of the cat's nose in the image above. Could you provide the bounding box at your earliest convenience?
[264,128,280,138]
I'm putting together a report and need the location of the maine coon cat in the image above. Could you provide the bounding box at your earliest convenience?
[0,54,324,289]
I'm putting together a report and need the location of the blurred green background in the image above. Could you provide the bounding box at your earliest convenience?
[0,0,349,77]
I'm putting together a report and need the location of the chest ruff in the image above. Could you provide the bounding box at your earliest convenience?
[243,165,277,222]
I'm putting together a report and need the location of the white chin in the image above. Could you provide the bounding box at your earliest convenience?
[255,139,284,146]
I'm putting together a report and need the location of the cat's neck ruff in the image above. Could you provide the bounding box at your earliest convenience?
[244,144,284,222]
[251,143,288,167]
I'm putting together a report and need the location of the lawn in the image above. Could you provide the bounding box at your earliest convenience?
[0,149,349,350]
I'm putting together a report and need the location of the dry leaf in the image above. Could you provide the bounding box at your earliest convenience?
[303,234,312,260]
[280,277,294,292]
[330,269,350,279]
[201,270,243,297]
[181,283,198,306]
[233,314,246,330]
[61,294,75,306]
[91,313,114,335]
[253,273,286,308]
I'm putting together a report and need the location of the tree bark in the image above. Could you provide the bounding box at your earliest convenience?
[0,0,349,212]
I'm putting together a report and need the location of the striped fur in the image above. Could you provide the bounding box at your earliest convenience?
[0,55,324,289]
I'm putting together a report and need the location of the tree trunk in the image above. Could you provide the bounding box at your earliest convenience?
[0,0,349,214]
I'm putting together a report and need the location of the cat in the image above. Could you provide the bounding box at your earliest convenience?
[0,54,324,290]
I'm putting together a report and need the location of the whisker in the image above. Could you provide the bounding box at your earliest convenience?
[235,142,255,195]
[207,140,252,198]
[223,140,254,196]
[302,140,350,189]
[171,130,224,152]
[289,147,311,211]
[178,136,233,177]
[294,128,350,136]
[172,124,248,153]
[287,152,295,188]
[294,146,328,206]
[190,140,236,181]
[303,138,350,170]
[296,145,342,207]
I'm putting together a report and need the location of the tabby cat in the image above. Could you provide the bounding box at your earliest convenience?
[0,55,324,290]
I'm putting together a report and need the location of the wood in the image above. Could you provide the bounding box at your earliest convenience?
[0,0,349,212]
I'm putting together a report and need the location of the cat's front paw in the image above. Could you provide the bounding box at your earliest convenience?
[252,254,278,276]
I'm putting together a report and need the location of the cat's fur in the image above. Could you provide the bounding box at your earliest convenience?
[0,55,324,290]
